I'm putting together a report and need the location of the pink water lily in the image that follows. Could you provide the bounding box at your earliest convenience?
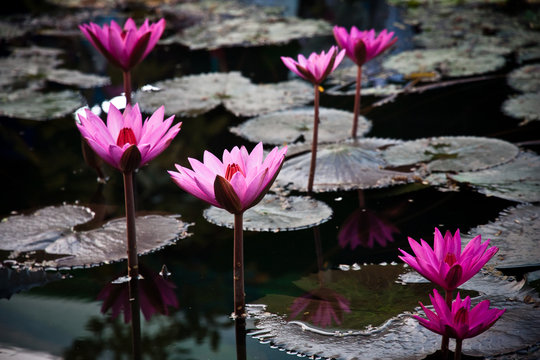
[333,26,397,66]
[76,103,180,172]
[79,18,166,72]
[415,289,505,340]
[169,142,287,214]
[399,228,498,291]
[281,46,345,85]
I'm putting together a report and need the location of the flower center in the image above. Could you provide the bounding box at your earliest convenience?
[225,163,244,181]
[117,128,137,147]
[444,253,457,266]
[454,307,469,325]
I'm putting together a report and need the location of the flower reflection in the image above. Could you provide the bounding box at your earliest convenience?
[338,208,399,249]
[97,265,178,323]
[289,286,351,328]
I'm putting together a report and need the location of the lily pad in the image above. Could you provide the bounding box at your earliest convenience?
[0,204,192,269]
[276,139,421,192]
[203,194,333,232]
[45,68,111,88]
[383,48,506,78]
[502,91,540,124]
[517,45,540,63]
[230,107,371,145]
[134,72,313,117]
[449,151,540,203]
[382,136,519,173]
[0,89,86,121]
[249,270,540,360]
[463,204,540,270]
[0,20,29,40]
[508,64,540,93]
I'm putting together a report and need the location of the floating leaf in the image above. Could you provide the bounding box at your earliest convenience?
[502,91,540,124]
[249,270,540,360]
[134,72,313,117]
[382,136,519,173]
[0,89,86,121]
[276,139,420,192]
[46,68,111,88]
[0,204,192,269]
[326,65,406,97]
[383,48,506,78]
[230,107,371,146]
[508,64,540,93]
[0,20,29,40]
[517,45,540,63]
[463,204,540,269]
[450,151,540,203]
[203,194,333,232]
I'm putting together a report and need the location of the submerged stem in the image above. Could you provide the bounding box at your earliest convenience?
[123,171,141,360]
[234,213,245,317]
[352,66,362,140]
[235,317,247,360]
[307,84,320,194]
[123,70,132,106]
[454,339,462,360]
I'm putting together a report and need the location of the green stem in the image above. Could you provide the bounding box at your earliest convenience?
[352,66,362,140]
[123,171,141,360]
[454,339,462,360]
[123,70,132,106]
[234,213,245,317]
[441,289,453,359]
[307,84,320,194]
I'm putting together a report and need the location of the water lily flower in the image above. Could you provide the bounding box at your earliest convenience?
[169,142,287,214]
[398,228,498,292]
[281,46,345,85]
[289,288,351,328]
[333,27,397,66]
[76,103,181,172]
[415,289,505,360]
[79,18,166,72]
[281,46,344,193]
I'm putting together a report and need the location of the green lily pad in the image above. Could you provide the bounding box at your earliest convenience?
[382,136,519,173]
[449,151,540,203]
[134,72,313,117]
[230,107,371,146]
[0,204,192,269]
[517,46,540,63]
[203,194,333,232]
[463,204,540,269]
[383,48,506,78]
[508,64,540,93]
[0,89,86,121]
[276,139,421,192]
[250,270,540,359]
[46,68,111,88]
[502,92,540,124]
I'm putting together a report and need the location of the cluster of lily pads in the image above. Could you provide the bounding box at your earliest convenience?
[0,0,539,359]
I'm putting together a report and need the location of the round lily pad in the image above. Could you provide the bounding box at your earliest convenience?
[502,91,540,124]
[46,68,111,88]
[0,204,192,269]
[383,48,506,78]
[0,20,29,40]
[450,151,540,203]
[276,139,420,192]
[250,270,540,360]
[0,89,86,121]
[508,64,540,93]
[463,204,540,270]
[382,136,519,173]
[230,107,371,145]
[133,72,313,117]
[203,194,333,232]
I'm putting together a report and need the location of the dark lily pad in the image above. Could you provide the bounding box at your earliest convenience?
[276,139,421,192]
[0,20,29,40]
[249,270,540,360]
[46,68,111,88]
[0,204,192,269]
[383,48,506,78]
[508,64,540,93]
[382,136,519,173]
[203,194,333,232]
[134,72,313,117]
[229,107,371,145]
[0,89,86,121]
[502,92,540,124]
[517,46,540,63]
[326,65,406,97]
[450,151,540,203]
[463,204,540,270]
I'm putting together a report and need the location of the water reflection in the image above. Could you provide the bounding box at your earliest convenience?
[0,263,63,299]
[338,208,399,249]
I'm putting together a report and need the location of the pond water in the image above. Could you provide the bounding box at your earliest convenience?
[1,0,540,359]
